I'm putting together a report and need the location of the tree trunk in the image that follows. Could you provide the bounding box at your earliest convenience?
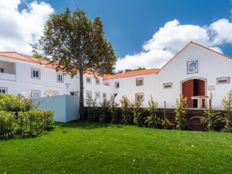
[79,62,84,120]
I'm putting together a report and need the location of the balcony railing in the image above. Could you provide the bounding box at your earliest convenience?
[0,73,16,81]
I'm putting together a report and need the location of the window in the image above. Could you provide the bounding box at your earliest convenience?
[115,82,120,88]
[217,77,230,84]
[95,78,100,85]
[163,83,173,89]
[0,68,4,73]
[135,93,144,101]
[57,73,64,83]
[0,87,7,94]
[86,90,92,99]
[136,77,144,86]
[95,91,100,99]
[103,93,107,99]
[31,68,41,79]
[86,77,92,84]
[104,82,110,86]
[187,60,198,74]
[70,91,79,96]
[31,90,41,98]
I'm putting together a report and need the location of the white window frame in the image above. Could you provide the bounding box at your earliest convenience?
[216,77,230,85]
[135,93,144,101]
[57,73,64,83]
[115,82,120,89]
[86,90,92,99]
[86,76,92,84]
[31,68,41,79]
[31,90,41,98]
[163,82,173,89]
[0,87,7,94]
[136,77,144,86]
[95,91,100,99]
[95,77,100,85]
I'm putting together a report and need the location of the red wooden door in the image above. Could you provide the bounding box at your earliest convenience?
[182,80,194,108]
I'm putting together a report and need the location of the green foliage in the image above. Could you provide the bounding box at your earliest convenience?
[202,108,223,131]
[222,90,232,132]
[145,96,160,128]
[109,96,119,123]
[18,110,54,136]
[124,67,146,72]
[99,99,111,122]
[133,96,144,126]
[0,94,34,112]
[0,111,17,138]
[120,96,132,124]
[86,97,98,121]
[175,95,188,130]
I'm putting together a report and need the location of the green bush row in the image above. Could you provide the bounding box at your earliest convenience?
[0,110,54,138]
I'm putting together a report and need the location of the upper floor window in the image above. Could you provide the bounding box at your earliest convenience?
[104,82,110,86]
[115,82,120,89]
[95,77,100,85]
[217,77,230,84]
[136,77,144,86]
[187,60,198,74]
[0,87,7,94]
[57,73,64,83]
[86,77,92,84]
[135,93,144,101]
[31,90,41,98]
[31,68,41,79]
[163,82,173,89]
[0,68,4,73]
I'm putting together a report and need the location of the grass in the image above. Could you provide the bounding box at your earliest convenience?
[0,122,232,174]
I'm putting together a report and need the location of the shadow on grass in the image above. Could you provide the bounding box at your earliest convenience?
[56,121,123,129]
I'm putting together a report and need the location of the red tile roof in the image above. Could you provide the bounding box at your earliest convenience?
[103,68,160,80]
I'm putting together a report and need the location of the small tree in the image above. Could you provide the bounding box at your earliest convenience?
[175,95,188,130]
[133,96,143,126]
[120,96,132,124]
[109,95,119,123]
[99,99,111,123]
[222,90,232,132]
[86,97,98,121]
[145,96,160,128]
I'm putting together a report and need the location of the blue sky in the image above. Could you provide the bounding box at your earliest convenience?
[1,0,232,70]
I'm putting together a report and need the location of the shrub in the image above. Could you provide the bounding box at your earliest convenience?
[120,96,132,124]
[145,96,160,128]
[222,90,232,132]
[133,96,144,126]
[175,95,188,130]
[86,97,98,121]
[99,99,111,122]
[18,110,54,136]
[109,96,119,123]
[0,111,17,138]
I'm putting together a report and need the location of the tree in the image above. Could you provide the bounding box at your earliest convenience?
[37,9,116,119]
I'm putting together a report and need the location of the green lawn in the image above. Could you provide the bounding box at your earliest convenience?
[1,122,232,174]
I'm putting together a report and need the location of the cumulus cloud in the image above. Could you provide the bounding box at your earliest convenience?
[116,18,232,71]
[0,0,54,54]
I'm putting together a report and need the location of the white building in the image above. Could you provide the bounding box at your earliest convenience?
[0,41,231,110]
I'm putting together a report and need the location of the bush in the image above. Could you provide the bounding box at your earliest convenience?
[145,96,160,128]
[109,96,119,123]
[120,96,133,124]
[18,110,54,136]
[175,95,188,130]
[133,97,144,126]
[222,90,232,132]
[86,97,98,121]
[0,111,17,138]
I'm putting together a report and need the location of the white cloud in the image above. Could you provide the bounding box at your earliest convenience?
[0,0,54,54]
[116,18,232,71]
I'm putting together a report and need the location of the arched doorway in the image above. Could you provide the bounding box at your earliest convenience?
[182,78,206,108]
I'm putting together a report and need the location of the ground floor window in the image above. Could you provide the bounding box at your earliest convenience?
[86,90,92,99]
[0,87,7,94]
[103,93,107,99]
[31,90,41,98]
[135,93,144,101]
[70,91,79,96]
[95,91,100,99]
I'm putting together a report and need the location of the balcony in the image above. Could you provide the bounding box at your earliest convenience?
[0,61,16,81]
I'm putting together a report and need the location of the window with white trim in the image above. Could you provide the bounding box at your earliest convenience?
[103,93,107,99]
[163,83,173,89]
[86,77,92,84]
[31,68,41,79]
[135,93,144,101]
[0,87,7,94]
[216,77,230,84]
[86,90,92,99]
[57,73,64,83]
[115,82,120,88]
[95,91,100,99]
[136,77,144,86]
[95,78,100,85]
[31,90,41,98]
